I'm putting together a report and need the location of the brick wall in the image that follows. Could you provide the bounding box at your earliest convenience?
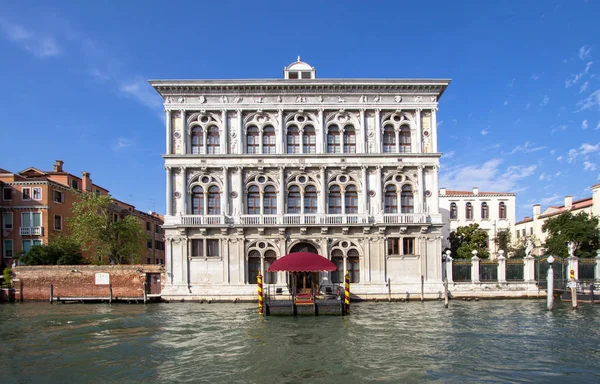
[13,265,164,301]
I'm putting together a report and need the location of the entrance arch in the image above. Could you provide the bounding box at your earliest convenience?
[289,242,318,254]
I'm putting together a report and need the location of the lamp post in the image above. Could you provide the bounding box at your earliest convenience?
[443,250,451,308]
[547,255,555,311]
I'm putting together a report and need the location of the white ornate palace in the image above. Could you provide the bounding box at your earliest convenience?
[150,59,451,300]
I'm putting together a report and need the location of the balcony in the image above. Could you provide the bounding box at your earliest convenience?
[181,215,225,225]
[382,213,429,224]
[20,227,43,236]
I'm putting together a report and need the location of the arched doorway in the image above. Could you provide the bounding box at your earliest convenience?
[288,242,319,294]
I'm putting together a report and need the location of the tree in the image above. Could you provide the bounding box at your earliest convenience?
[496,229,511,255]
[18,236,84,265]
[68,194,147,264]
[542,211,599,258]
[448,223,490,259]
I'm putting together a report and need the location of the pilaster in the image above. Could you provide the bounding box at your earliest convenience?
[415,108,422,153]
[221,109,228,155]
[374,109,381,153]
[318,109,324,154]
[237,109,244,154]
[222,167,229,216]
[359,109,366,154]
[166,166,173,216]
[278,166,285,216]
[181,109,187,155]
[166,109,172,155]
[361,166,368,214]
[320,166,327,214]
[431,108,438,153]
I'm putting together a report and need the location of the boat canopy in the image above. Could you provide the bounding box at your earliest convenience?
[267,252,336,272]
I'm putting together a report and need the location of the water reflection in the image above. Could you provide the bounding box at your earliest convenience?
[0,301,599,383]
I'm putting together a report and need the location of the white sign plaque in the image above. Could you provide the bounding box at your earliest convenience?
[95,273,110,285]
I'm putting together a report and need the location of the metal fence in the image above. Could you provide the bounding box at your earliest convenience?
[536,256,567,289]
[578,259,596,281]
[506,259,524,281]
[479,261,498,282]
[452,260,472,282]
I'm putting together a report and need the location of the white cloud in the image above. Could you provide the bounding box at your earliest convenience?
[508,78,515,87]
[585,61,593,73]
[565,73,582,88]
[530,73,540,80]
[438,120,443,127]
[579,45,591,60]
[0,20,61,57]
[539,173,551,181]
[441,150,455,159]
[551,124,568,133]
[596,121,600,130]
[555,171,561,177]
[580,142,600,154]
[509,141,546,155]
[539,194,562,206]
[481,129,488,136]
[580,81,589,93]
[541,94,549,107]
[582,119,589,129]
[525,103,531,109]
[583,161,597,171]
[111,137,134,151]
[439,159,536,192]
[504,100,508,106]
[119,80,162,109]
[557,156,564,161]
[576,90,600,111]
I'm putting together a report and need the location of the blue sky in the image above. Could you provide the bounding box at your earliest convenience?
[1,1,599,221]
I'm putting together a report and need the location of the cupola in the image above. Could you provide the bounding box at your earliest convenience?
[283,56,316,79]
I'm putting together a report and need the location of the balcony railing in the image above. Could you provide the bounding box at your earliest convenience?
[382,213,429,224]
[181,215,224,225]
[20,227,42,236]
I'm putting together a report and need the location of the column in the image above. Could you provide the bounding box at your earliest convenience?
[417,166,424,214]
[497,250,506,283]
[568,256,579,281]
[222,167,229,216]
[524,255,535,282]
[179,167,187,215]
[278,166,285,218]
[594,251,600,282]
[415,108,422,153]
[361,166,368,215]
[278,109,284,154]
[432,166,439,215]
[166,166,173,216]
[375,166,382,216]
[431,108,438,153]
[374,109,381,153]
[237,110,244,154]
[235,167,243,223]
[166,110,172,155]
[180,110,187,155]
[359,109,366,153]
[320,166,327,215]
[471,252,480,283]
[221,109,228,155]
[446,255,454,284]
[318,109,325,154]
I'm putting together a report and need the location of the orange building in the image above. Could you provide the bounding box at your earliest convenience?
[0,160,164,267]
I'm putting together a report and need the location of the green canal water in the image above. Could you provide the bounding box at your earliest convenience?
[1,300,599,383]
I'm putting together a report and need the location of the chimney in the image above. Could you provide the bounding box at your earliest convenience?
[564,196,572,210]
[473,187,479,195]
[440,188,446,196]
[53,160,64,173]
[533,204,540,218]
[82,171,92,192]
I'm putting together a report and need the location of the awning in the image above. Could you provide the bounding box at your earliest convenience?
[267,252,337,272]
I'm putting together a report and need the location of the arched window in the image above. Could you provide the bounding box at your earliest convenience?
[304,185,317,213]
[207,186,220,215]
[385,185,398,213]
[191,127,204,154]
[303,126,316,154]
[207,126,220,154]
[348,248,360,283]
[331,249,344,283]
[327,125,341,153]
[465,202,473,220]
[401,185,414,213]
[191,186,204,215]
[499,202,507,219]
[450,202,457,219]
[247,126,259,154]
[287,125,300,154]
[263,186,277,214]
[343,126,356,153]
[328,185,342,214]
[247,186,260,214]
[383,125,396,153]
[345,185,358,213]
[248,250,261,284]
[262,126,276,154]
[481,202,489,219]
[399,126,411,153]
[287,185,301,214]
[264,250,277,284]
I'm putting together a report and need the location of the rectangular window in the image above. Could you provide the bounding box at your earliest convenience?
[53,190,64,203]
[146,221,151,231]
[32,187,42,200]
[529,227,533,235]
[403,238,415,255]
[147,257,151,264]
[147,240,152,249]
[113,214,118,222]
[288,72,299,79]
[387,238,401,255]
[516,231,520,238]
[22,187,31,200]
[95,189,100,196]
[207,239,219,257]
[3,187,12,201]
[191,239,204,257]
[301,71,312,79]
[54,215,62,231]
[21,212,41,227]
[3,240,13,258]
[22,239,42,254]
[155,224,161,233]
[71,179,79,190]
[3,212,13,229]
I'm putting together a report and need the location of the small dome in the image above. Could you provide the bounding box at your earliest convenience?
[285,56,313,71]
[283,56,316,79]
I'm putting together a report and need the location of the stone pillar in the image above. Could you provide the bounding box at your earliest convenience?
[375,166,382,217]
[431,108,438,153]
[320,166,327,215]
[166,166,173,216]
[361,166,368,214]
[497,250,506,284]
[181,237,189,289]
[595,251,600,282]
[318,109,325,154]
[524,255,535,282]
[278,166,285,218]
[221,109,228,155]
[235,167,243,223]
[222,167,229,216]
[374,109,381,153]
[415,108,422,153]
[278,109,284,154]
[180,110,187,154]
[446,255,454,284]
[359,109,366,153]
[431,166,439,215]
[416,166,424,214]
[166,109,172,155]
[568,256,579,281]
[237,109,244,154]
[471,251,480,283]
[179,167,187,215]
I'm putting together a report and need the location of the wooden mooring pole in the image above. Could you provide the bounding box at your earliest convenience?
[344,273,350,314]
[257,274,263,315]
[420,275,424,302]
[444,278,449,308]
[109,284,113,304]
[143,282,148,304]
[49,284,53,304]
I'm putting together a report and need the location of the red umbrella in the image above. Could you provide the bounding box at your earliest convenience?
[267,252,336,272]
